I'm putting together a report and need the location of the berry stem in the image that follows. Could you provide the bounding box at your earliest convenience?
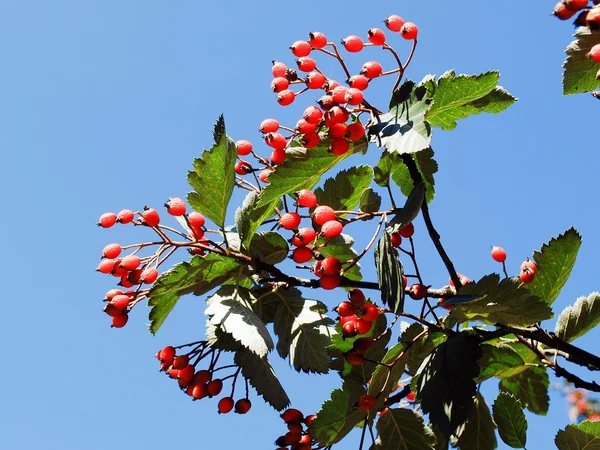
[342,214,386,275]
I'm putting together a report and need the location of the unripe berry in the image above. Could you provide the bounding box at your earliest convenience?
[235,398,252,414]
[291,227,317,246]
[98,212,117,228]
[349,288,366,306]
[385,15,405,32]
[337,301,356,317]
[303,106,323,124]
[361,61,383,79]
[236,139,253,156]
[306,71,326,89]
[398,222,414,238]
[358,394,377,411]
[290,40,312,57]
[142,208,160,227]
[320,274,341,290]
[292,247,313,263]
[308,31,328,49]
[301,132,321,149]
[348,74,369,91]
[296,189,317,208]
[235,160,253,175]
[321,220,343,238]
[360,303,380,322]
[313,205,336,225]
[346,122,366,142]
[589,44,600,63]
[111,313,129,328]
[408,284,428,300]
[271,77,289,93]
[187,211,206,228]
[165,197,186,216]
[272,61,287,78]
[355,318,373,334]
[331,139,350,155]
[116,209,134,224]
[491,246,507,263]
[401,22,419,40]
[390,232,402,248]
[277,89,295,106]
[102,243,122,259]
[218,396,235,414]
[296,56,317,72]
[259,118,279,134]
[368,28,386,45]
[342,35,364,53]
[279,212,302,230]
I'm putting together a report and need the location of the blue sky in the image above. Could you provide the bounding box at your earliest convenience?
[1,1,598,449]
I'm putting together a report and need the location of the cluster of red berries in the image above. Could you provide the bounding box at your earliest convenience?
[490,245,538,284]
[156,344,252,414]
[553,1,600,77]
[566,388,600,422]
[96,198,212,328]
[232,15,419,185]
[337,288,381,340]
[273,408,317,450]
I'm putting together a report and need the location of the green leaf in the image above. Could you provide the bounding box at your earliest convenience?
[375,232,405,314]
[563,27,600,95]
[372,409,436,450]
[148,254,242,334]
[476,343,526,382]
[387,181,426,233]
[267,287,334,374]
[527,227,582,306]
[556,421,600,449]
[359,188,382,213]
[205,286,274,358]
[310,380,367,445]
[314,165,373,214]
[233,347,290,411]
[451,274,553,327]
[399,323,447,376]
[248,231,289,265]
[388,148,438,204]
[455,392,497,450]
[256,141,366,208]
[368,78,434,155]
[368,342,407,403]
[493,392,527,449]
[499,366,549,415]
[318,234,363,281]
[235,190,280,250]
[555,292,600,343]
[425,70,516,130]
[187,115,237,228]
[415,331,483,437]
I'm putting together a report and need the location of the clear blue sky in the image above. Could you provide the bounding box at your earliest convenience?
[1,1,598,449]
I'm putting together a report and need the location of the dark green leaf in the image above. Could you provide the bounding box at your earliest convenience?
[187,115,237,228]
[556,292,600,343]
[388,148,438,204]
[451,274,553,326]
[368,78,434,155]
[205,286,274,357]
[455,392,497,450]
[233,347,290,411]
[477,343,525,382]
[527,227,582,306]
[318,234,362,281]
[387,181,425,233]
[399,323,447,376]
[555,421,600,449]
[499,367,549,415]
[148,254,242,334]
[425,70,516,130]
[368,342,406,404]
[415,331,483,436]
[235,190,280,250]
[257,141,366,208]
[205,323,242,352]
[314,165,373,214]
[310,381,367,445]
[248,231,289,265]
[563,27,600,95]
[493,392,527,449]
[372,409,436,450]
[375,233,404,314]
[359,188,382,213]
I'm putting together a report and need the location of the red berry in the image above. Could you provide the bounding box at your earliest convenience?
[116,209,134,224]
[349,289,366,306]
[165,197,186,216]
[296,56,316,72]
[111,313,128,328]
[385,15,405,32]
[281,408,304,423]
[408,284,428,300]
[291,227,317,246]
[325,79,341,92]
[306,71,326,89]
[191,383,208,400]
[102,243,122,259]
[235,160,253,175]
[236,139,253,156]
[292,247,313,263]
[355,318,373,334]
[324,106,349,125]
[111,294,131,310]
[438,297,452,311]
[265,132,288,151]
[296,116,318,133]
[361,61,383,79]
[321,220,343,238]
[521,259,538,274]
[337,301,356,317]
[303,106,323,124]
[348,74,369,91]
[368,28,386,45]
[345,352,364,365]
[320,256,342,275]
[491,246,507,263]
[259,169,272,183]
[277,89,295,106]
[120,254,141,271]
[308,31,327,49]
[104,289,123,301]
[178,364,195,381]
[173,354,190,370]
[553,1,578,19]
[98,212,117,228]
[187,211,206,228]
[406,391,416,401]
[449,273,472,288]
[342,35,364,53]
[304,414,317,426]
[207,379,223,397]
[301,132,321,149]
[193,370,211,384]
[360,303,380,322]
[352,337,374,353]
[271,76,290,93]
[589,44,600,63]
[159,346,176,363]
[320,274,341,290]
[331,85,349,103]
[235,398,252,414]
[390,232,402,248]
[142,208,160,227]
[272,61,287,78]
[313,205,336,225]
[565,0,590,11]
[291,40,312,57]
[259,119,279,134]
[329,123,347,140]
[519,269,536,285]
[346,122,366,142]
[398,222,414,238]
[103,303,122,317]
[400,22,419,40]
[344,88,364,105]
[317,94,335,110]
[342,320,358,337]
[331,139,350,156]
[296,189,317,208]
[218,397,235,414]
[141,268,159,284]
[279,212,302,230]
[358,394,377,411]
